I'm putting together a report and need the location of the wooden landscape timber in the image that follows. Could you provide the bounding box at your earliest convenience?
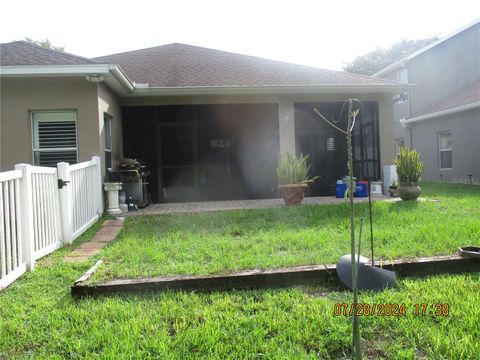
[72,255,480,298]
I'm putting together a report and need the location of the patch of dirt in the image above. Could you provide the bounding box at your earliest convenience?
[362,339,388,359]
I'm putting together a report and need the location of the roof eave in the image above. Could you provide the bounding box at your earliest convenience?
[108,65,135,93]
[406,101,480,124]
[0,64,135,95]
[1,64,112,76]
[0,65,407,96]
[130,84,405,97]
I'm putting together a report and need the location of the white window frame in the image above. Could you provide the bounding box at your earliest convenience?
[31,110,78,166]
[438,131,452,170]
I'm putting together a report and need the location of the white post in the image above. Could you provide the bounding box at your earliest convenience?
[15,164,35,270]
[92,156,104,215]
[104,182,122,216]
[383,165,398,195]
[278,100,296,154]
[57,162,73,245]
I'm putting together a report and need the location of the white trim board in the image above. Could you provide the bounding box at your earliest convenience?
[0,64,135,95]
[406,102,480,124]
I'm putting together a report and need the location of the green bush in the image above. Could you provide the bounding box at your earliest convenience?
[395,147,424,184]
[276,152,319,185]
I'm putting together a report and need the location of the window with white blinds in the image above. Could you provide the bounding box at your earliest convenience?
[32,111,78,167]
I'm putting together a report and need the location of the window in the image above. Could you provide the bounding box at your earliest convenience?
[32,111,77,167]
[439,131,452,169]
[395,138,405,158]
[104,114,112,170]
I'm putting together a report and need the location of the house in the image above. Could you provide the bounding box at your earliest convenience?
[374,19,480,182]
[1,41,402,202]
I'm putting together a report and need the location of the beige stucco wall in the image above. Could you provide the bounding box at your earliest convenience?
[376,93,395,169]
[97,83,123,172]
[0,77,99,171]
[122,91,396,172]
[1,80,394,182]
[0,77,122,178]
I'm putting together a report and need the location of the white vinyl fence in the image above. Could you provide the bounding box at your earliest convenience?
[0,170,26,289]
[58,158,103,242]
[0,156,102,289]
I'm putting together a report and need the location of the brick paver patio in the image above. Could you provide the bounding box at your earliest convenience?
[65,219,124,262]
[126,195,388,216]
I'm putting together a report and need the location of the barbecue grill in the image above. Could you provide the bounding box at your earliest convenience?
[108,158,151,208]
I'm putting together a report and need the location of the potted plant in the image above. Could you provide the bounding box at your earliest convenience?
[277,152,319,205]
[395,147,424,201]
[388,180,399,197]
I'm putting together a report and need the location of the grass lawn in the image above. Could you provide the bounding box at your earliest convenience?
[1,182,479,358]
[91,182,480,282]
[0,243,479,358]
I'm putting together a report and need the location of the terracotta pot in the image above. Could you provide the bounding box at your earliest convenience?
[279,183,308,206]
[398,183,421,201]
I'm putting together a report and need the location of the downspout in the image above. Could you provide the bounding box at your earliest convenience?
[407,124,413,149]
[403,62,413,149]
[407,76,413,149]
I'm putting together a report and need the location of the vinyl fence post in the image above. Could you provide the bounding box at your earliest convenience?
[92,156,104,215]
[57,162,73,245]
[15,163,35,271]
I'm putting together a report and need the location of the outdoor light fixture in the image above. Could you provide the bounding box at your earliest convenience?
[85,75,104,83]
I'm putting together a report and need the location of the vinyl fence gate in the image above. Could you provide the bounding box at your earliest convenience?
[0,156,103,289]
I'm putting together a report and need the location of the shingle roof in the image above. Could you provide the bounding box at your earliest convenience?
[0,41,98,66]
[94,43,398,87]
[410,80,480,118]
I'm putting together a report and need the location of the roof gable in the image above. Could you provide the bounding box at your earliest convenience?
[94,43,398,88]
[0,41,98,66]
[374,19,480,77]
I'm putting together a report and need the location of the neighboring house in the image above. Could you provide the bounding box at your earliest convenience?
[1,41,401,202]
[374,19,480,182]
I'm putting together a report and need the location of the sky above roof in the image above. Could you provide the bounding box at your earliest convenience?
[1,0,478,71]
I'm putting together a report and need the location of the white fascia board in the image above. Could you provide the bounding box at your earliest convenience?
[0,64,135,94]
[0,64,112,76]
[131,84,406,97]
[406,102,480,124]
[373,62,405,78]
[108,65,135,93]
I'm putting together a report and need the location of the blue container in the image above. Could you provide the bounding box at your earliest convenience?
[355,182,368,197]
[336,183,347,198]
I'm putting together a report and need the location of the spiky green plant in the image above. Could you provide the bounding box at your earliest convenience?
[395,147,424,184]
[276,152,319,185]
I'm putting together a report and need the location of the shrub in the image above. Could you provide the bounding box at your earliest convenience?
[276,152,319,185]
[395,147,424,184]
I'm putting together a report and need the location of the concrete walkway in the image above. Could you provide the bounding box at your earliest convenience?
[126,195,388,216]
[65,219,124,263]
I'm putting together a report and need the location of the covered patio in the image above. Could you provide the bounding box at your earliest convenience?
[121,99,387,204]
